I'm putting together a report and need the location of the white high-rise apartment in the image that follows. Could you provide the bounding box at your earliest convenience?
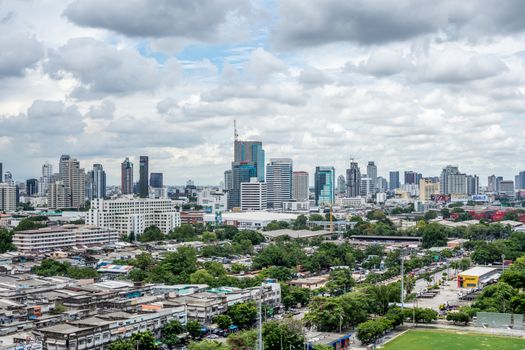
[292,171,309,201]
[419,179,440,201]
[47,181,68,209]
[0,183,16,211]
[39,162,53,196]
[266,158,292,209]
[58,155,86,208]
[240,178,267,211]
[86,197,181,236]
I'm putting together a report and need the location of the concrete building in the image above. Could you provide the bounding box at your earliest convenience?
[337,174,346,194]
[13,225,119,252]
[58,155,86,209]
[404,171,421,185]
[419,178,440,201]
[467,175,479,196]
[138,156,149,198]
[197,188,227,214]
[440,165,467,196]
[240,178,267,211]
[228,163,257,210]
[120,158,133,195]
[515,171,525,190]
[360,175,374,198]
[26,179,38,197]
[499,180,515,197]
[366,161,377,193]
[0,183,16,212]
[224,170,233,191]
[315,166,335,206]
[266,158,292,209]
[457,267,499,288]
[39,161,53,197]
[345,161,361,197]
[389,171,400,190]
[376,176,388,193]
[47,181,68,210]
[86,197,181,236]
[292,171,309,202]
[89,164,106,200]
[282,201,310,211]
[335,197,366,208]
[204,211,297,230]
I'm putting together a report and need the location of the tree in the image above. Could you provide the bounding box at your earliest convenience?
[161,320,185,348]
[262,319,304,350]
[326,269,355,296]
[420,222,448,248]
[138,226,165,242]
[293,215,308,230]
[186,320,202,340]
[163,247,198,282]
[385,306,404,328]
[510,293,525,314]
[227,302,257,330]
[227,330,257,350]
[281,284,311,309]
[52,304,67,314]
[364,284,400,315]
[313,346,333,350]
[446,311,471,325]
[13,218,46,232]
[260,266,294,281]
[214,315,232,330]
[356,318,392,345]
[0,229,16,253]
[131,331,158,350]
[304,297,345,332]
[309,213,325,221]
[189,269,215,285]
[188,340,229,350]
[108,339,134,350]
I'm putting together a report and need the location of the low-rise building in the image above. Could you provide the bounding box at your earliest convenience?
[457,267,500,289]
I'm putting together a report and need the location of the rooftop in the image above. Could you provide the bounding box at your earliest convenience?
[459,266,498,277]
[217,211,298,222]
[262,229,332,239]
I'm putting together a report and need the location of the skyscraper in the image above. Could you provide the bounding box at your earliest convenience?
[240,178,267,211]
[39,162,52,196]
[315,166,335,206]
[389,171,400,190]
[500,180,515,197]
[367,161,377,193]
[90,164,106,199]
[139,156,149,198]
[150,173,163,188]
[292,171,309,201]
[440,165,467,195]
[0,183,16,211]
[0,162,2,183]
[346,161,361,197]
[466,175,479,196]
[404,171,422,185]
[234,141,265,182]
[121,158,134,195]
[224,170,233,191]
[419,178,440,201]
[266,158,293,209]
[515,171,525,190]
[337,175,346,194]
[26,179,38,197]
[228,163,257,209]
[58,155,85,208]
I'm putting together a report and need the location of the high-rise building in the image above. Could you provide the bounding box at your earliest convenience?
[404,171,422,185]
[419,178,440,201]
[121,158,134,195]
[367,161,377,193]
[26,179,38,197]
[266,158,292,209]
[4,171,13,185]
[0,183,16,211]
[315,166,335,206]
[138,156,149,198]
[360,175,374,198]
[515,171,525,190]
[47,181,68,209]
[389,171,400,190]
[234,141,265,182]
[150,173,163,188]
[292,171,309,202]
[0,162,3,183]
[337,175,346,194]
[224,170,233,191]
[90,164,106,199]
[466,175,479,196]
[39,162,53,196]
[346,161,361,198]
[228,163,257,209]
[440,165,468,195]
[499,180,515,197]
[58,155,85,208]
[240,178,267,211]
[376,176,388,193]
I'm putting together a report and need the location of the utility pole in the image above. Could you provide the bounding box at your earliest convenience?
[400,250,404,313]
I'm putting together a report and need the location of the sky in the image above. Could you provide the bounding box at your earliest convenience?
[1,0,525,186]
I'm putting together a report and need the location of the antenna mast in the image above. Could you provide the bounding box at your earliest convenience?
[234,120,239,142]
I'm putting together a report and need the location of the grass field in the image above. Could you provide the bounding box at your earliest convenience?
[382,329,525,350]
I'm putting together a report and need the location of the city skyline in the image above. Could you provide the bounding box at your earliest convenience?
[1,1,525,184]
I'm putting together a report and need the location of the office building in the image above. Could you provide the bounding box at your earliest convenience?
[367,161,377,192]
[150,173,163,188]
[228,163,257,209]
[197,188,228,214]
[466,175,479,196]
[3,171,13,185]
[26,178,38,197]
[224,170,233,191]
[47,181,68,209]
[315,166,335,206]
[292,171,309,201]
[345,161,361,197]
[88,164,106,200]
[515,171,525,190]
[13,225,119,252]
[499,180,515,197]
[86,197,181,236]
[234,140,265,182]
[58,155,86,209]
[376,176,388,193]
[487,175,503,193]
[138,156,149,198]
[360,175,374,198]
[389,171,400,190]
[266,158,292,209]
[337,175,346,194]
[0,183,16,211]
[39,161,53,196]
[240,178,267,211]
[121,157,134,195]
[419,178,440,201]
[404,171,422,185]
[0,162,2,183]
[440,165,467,196]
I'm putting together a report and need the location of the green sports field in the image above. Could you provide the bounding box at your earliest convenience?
[382,329,525,350]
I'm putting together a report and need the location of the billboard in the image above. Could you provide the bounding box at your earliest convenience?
[471,194,488,202]
[430,194,451,203]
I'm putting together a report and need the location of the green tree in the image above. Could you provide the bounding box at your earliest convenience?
[138,226,165,242]
[131,331,158,350]
[293,215,308,230]
[446,311,471,325]
[325,269,355,296]
[309,214,325,221]
[227,302,257,330]
[214,315,232,330]
[356,318,392,345]
[260,266,294,281]
[186,320,202,340]
[13,218,46,231]
[188,340,229,350]
[227,330,257,350]
[189,269,215,285]
[510,293,525,314]
[262,319,304,350]
[0,229,16,253]
[281,284,311,309]
[161,320,185,348]
[420,222,448,248]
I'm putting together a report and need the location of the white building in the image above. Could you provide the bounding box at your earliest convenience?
[292,171,309,202]
[266,158,292,209]
[13,225,119,252]
[335,197,366,208]
[39,161,53,196]
[360,175,374,198]
[240,178,267,211]
[86,197,181,236]
[282,201,310,211]
[205,211,297,230]
[0,183,16,212]
[197,187,227,213]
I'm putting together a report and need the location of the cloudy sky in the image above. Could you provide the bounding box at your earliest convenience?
[1,0,525,186]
